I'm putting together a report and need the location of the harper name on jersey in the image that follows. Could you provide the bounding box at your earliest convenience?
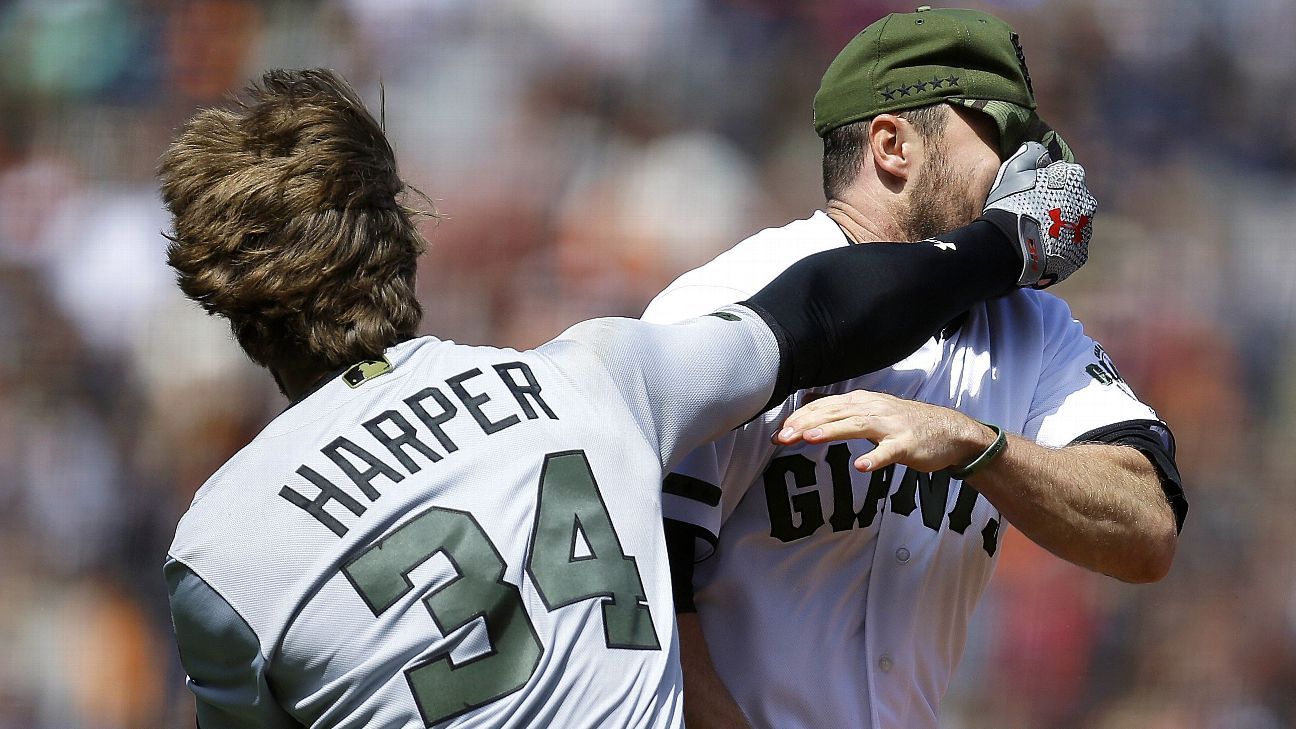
[278,360,558,538]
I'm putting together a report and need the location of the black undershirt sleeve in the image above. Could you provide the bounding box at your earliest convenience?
[1070,419,1188,533]
[743,215,1019,411]
[664,518,704,613]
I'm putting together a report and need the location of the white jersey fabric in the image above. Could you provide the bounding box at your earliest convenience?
[642,211,1162,729]
[166,306,782,729]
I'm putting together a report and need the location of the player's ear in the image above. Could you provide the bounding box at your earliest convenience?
[868,114,918,183]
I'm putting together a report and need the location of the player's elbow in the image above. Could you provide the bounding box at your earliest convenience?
[1115,518,1178,584]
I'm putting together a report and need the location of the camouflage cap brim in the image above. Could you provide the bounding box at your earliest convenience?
[947,98,1074,163]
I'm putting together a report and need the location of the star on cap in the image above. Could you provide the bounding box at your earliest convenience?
[930,76,946,89]
[913,80,929,91]
[944,75,960,87]
[897,85,912,97]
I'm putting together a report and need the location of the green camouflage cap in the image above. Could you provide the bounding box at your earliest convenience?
[812,6,1072,162]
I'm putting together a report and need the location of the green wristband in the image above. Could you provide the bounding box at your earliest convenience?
[948,422,1007,480]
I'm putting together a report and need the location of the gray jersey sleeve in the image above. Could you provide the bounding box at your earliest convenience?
[540,304,780,472]
[165,558,300,729]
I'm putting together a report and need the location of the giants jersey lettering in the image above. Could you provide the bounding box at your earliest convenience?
[642,212,1163,729]
[166,307,781,729]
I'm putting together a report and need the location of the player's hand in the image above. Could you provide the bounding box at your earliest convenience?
[982,141,1097,289]
[774,391,996,474]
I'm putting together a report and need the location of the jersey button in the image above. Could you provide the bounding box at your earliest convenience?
[896,547,911,563]
[878,655,894,673]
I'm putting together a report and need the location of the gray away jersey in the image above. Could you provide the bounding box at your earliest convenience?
[166,306,780,729]
[642,211,1170,729]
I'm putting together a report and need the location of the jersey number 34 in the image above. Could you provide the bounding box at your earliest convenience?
[341,450,658,726]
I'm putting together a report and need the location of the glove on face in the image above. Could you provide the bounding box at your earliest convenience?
[982,141,1097,288]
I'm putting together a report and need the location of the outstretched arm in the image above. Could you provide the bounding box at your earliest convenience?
[556,145,1097,468]
[774,391,1181,583]
[745,141,1094,408]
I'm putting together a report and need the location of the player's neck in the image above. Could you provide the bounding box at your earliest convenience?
[272,366,329,403]
[824,198,896,244]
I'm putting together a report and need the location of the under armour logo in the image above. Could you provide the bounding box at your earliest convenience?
[1047,208,1090,244]
[933,240,957,251]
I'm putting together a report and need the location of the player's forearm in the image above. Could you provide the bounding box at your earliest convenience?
[968,437,1178,583]
[677,613,753,729]
[744,218,1018,405]
[745,147,1094,406]
[776,392,1180,582]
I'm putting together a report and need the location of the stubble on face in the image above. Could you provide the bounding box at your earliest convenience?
[898,136,984,243]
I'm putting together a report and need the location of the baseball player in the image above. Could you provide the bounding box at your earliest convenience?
[642,9,1187,729]
[159,69,1094,727]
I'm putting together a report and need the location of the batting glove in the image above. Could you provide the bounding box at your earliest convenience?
[982,141,1097,289]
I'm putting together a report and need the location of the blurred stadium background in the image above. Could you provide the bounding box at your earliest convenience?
[1,0,1294,727]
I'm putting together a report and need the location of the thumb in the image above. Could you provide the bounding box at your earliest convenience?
[854,440,904,473]
[985,141,1048,206]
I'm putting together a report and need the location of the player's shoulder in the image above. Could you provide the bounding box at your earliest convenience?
[643,211,846,323]
[985,287,1080,330]
[978,289,1099,367]
[169,423,294,539]
[1015,287,1078,316]
[660,210,846,293]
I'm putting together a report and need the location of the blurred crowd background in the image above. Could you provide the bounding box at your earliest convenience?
[1,0,1294,727]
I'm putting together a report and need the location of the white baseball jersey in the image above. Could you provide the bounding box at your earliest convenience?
[166,307,783,729]
[642,211,1166,729]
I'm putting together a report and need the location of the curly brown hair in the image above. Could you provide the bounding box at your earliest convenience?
[159,68,429,375]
